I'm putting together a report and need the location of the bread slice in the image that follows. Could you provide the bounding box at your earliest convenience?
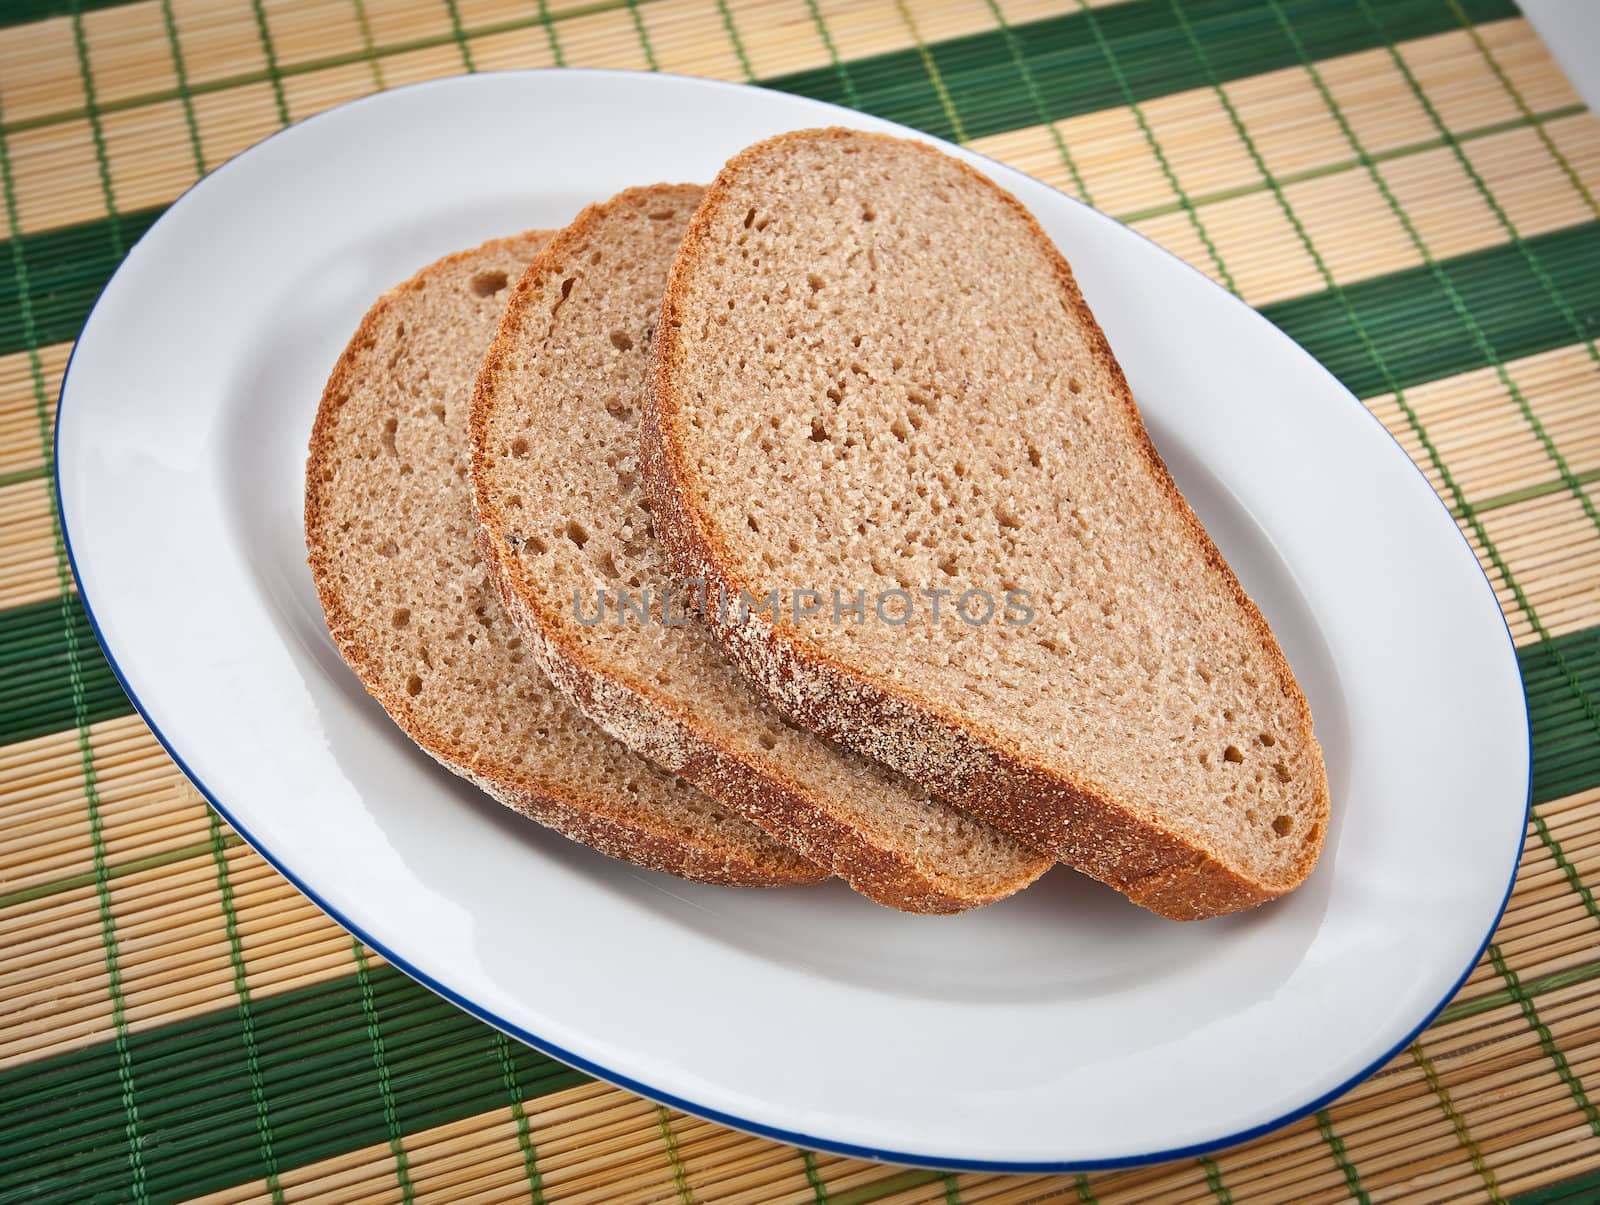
[642,129,1330,919]
[469,186,1049,913]
[305,232,823,888]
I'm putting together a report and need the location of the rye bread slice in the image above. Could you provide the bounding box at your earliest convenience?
[305,232,822,887]
[469,186,1049,913]
[642,129,1330,919]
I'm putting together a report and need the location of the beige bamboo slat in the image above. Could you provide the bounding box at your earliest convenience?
[0,550,65,610]
[1402,20,1579,131]
[0,882,112,1066]
[1476,490,1600,643]
[721,0,846,81]
[0,344,67,477]
[1389,346,1600,502]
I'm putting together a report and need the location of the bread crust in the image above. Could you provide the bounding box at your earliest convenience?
[641,129,1330,919]
[468,190,1048,914]
[305,232,823,889]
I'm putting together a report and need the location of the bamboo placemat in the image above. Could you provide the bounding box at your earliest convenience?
[2,0,1598,1200]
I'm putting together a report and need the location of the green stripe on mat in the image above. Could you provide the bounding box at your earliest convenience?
[5,202,1596,391]
[763,0,1517,143]
[1255,222,1600,401]
[0,964,590,1203]
[0,209,161,354]
[1510,1169,1600,1205]
[1519,626,1600,806]
[0,0,131,28]
[0,594,130,745]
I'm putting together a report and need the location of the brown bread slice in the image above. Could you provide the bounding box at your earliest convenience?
[642,130,1330,919]
[305,232,823,887]
[469,186,1049,913]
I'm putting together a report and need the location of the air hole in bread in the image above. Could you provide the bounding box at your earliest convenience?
[510,437,529,458]
[565,520,589,549]
[610,330,634,352]
[747,514,760,534]
[405,674,422,697]
[430,403,446,422]
[1027,444,1043,468]
[807,273,825,293]
[743,207,757,229]
[937,554,959,577]
[1223,745,1244,764]
[1272,815,1293,836]
[1068,377,1082,394]
[1259,732,1276,747]
[470,270,508,297]
[995,504,1022,531]
[861,204,876,221]
[380,416,398,455]
[378,538,399,557]
[391,608,410,629]
[810,417,829,443]
[890,417,909,442]
[758,731,778,750]
[648,209,675,221]
[605,396,631,420]
[559,277,575,303]
[1274,761,1292,783]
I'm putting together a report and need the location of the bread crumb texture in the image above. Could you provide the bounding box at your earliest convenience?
[648,130,1328,915]
[471,187,1048,912]
[304,231,821,887]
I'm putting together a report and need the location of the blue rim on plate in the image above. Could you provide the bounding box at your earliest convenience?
[53,69,1533,1173]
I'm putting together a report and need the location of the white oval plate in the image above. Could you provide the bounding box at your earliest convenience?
[57,70,1529,1171]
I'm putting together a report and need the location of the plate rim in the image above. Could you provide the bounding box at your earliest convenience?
[53,66,1533,1173]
